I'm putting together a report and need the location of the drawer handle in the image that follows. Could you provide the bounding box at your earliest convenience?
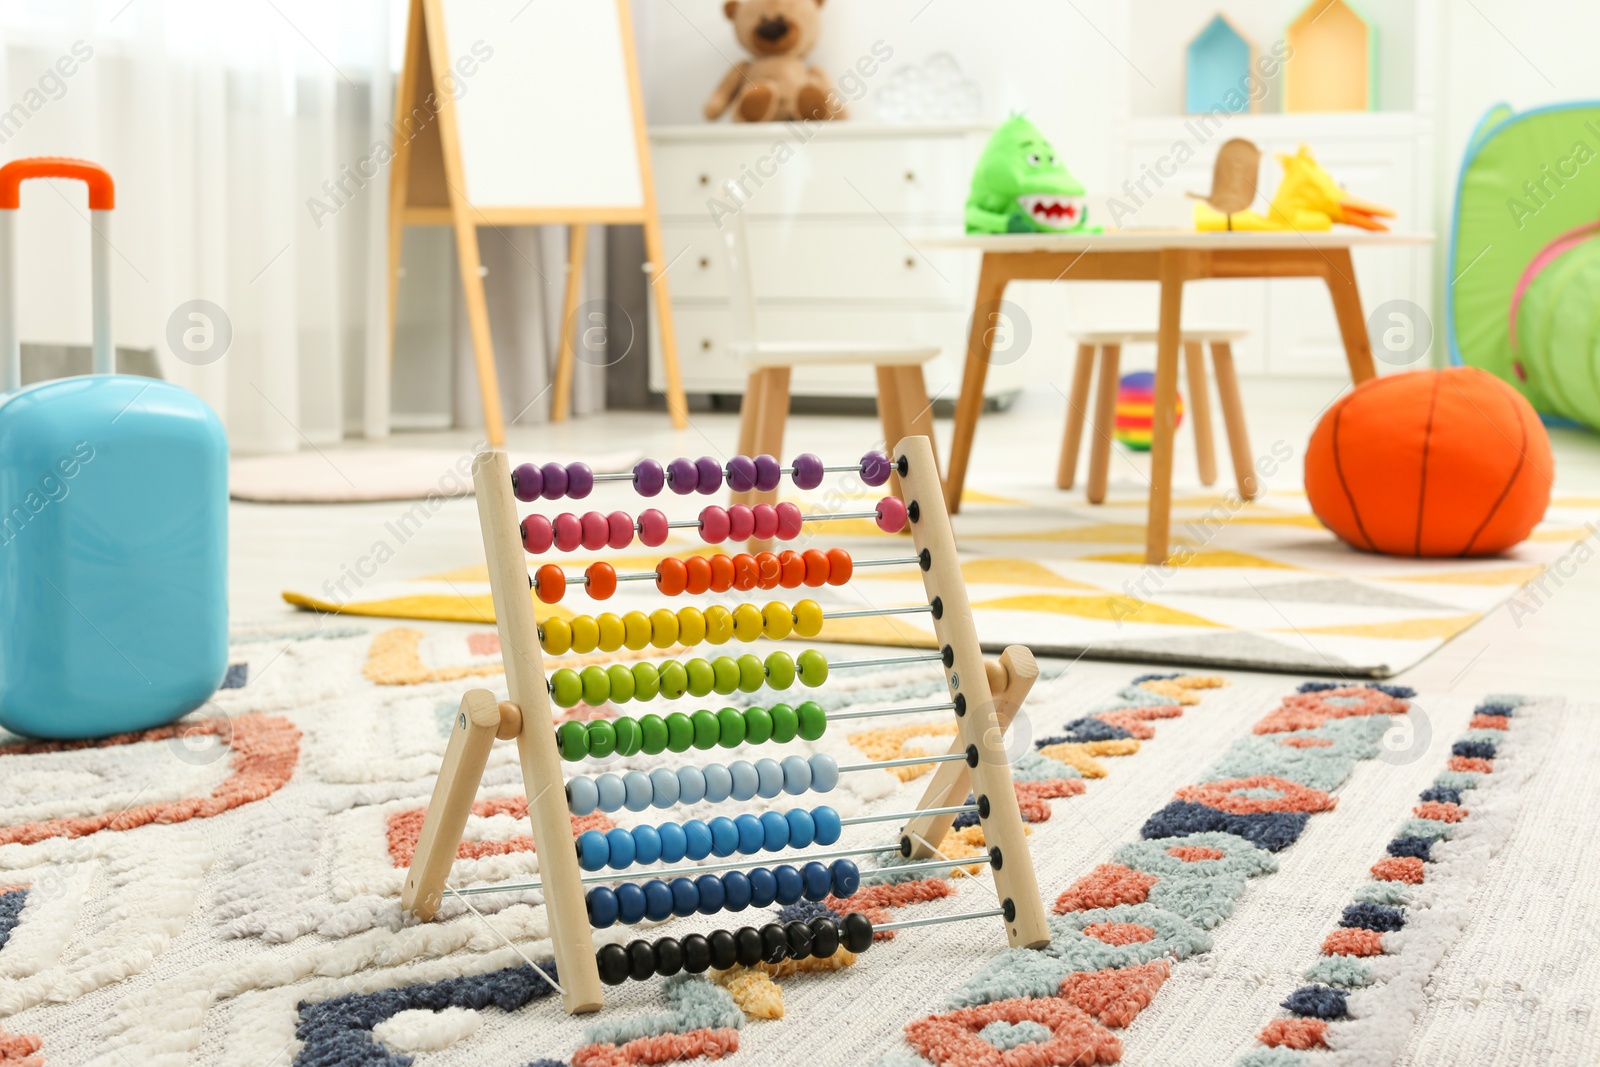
[904,170,916,182]
[904,256,916,269]
[699,256,710,269]
[701,339,713,351]
[698,174,710,186]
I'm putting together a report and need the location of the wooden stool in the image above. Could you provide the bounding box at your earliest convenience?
[1058,328,1256,504]
[735,347,940,509]
[717,189,941,512]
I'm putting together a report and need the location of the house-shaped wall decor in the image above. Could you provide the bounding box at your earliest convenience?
[1185,14,1259,115]
[1284,0,1377,112]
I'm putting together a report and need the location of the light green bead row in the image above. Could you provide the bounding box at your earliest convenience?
[547,650,831,709]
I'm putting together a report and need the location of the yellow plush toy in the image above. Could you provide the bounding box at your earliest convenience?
[1195,145,1395,231]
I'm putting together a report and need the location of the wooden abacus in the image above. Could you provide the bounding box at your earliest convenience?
[402,436,1049,1014]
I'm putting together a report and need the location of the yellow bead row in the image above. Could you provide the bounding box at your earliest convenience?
[540,599,825,656]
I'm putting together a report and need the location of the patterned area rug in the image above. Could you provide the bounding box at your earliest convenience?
[0,624,1592,1065]
[281,487,1600,678]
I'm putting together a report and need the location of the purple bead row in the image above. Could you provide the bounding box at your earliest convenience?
[512,461,597,502]
[512,451,891,503]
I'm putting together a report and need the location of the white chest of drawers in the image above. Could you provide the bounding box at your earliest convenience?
[647,122,1025,404]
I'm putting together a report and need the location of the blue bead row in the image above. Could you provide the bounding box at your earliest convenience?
[576,807,843,872]
[566,754,840,816]
[585,859,861,929]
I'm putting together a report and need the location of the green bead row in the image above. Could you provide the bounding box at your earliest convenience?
[547,650,830,710]
[555,701,828,761]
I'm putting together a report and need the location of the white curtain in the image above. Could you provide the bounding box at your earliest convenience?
[0,0,603,453]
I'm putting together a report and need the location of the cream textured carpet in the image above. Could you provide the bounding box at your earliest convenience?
[282,486,1600,677]
[0,623,1591,1065]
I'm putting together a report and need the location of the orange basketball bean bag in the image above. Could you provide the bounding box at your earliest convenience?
[1305,367,1553,557]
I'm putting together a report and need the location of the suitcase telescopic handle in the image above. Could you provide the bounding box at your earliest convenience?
[0,157,116,392]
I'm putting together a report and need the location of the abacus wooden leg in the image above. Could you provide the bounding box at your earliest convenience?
[902,646,1039,861]
[1086,344,1121,505]
[1183,340,1218,487]
[1210,341,1259,500]
[473,450,603,1013]
[1057,343,1096,490]
[891,434,1050,950]
[1145,253,1185,565]
[402,689,502,922]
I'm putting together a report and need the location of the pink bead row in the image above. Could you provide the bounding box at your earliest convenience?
[520,497,907,555]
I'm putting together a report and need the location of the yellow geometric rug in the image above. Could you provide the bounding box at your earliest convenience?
[283,486,1599,678]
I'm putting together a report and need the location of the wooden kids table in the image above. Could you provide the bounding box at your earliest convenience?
[923,230,1434,564]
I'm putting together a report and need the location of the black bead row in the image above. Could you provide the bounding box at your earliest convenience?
[595,912,873,985]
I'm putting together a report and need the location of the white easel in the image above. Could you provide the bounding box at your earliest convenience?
[387,0,688,443]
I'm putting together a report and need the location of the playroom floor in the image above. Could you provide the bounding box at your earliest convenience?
[235,376,1600,701]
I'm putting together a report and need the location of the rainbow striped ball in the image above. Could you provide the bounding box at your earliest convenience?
[1113,371,1184,451]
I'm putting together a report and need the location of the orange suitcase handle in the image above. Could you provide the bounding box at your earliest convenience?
[0,157,114,210]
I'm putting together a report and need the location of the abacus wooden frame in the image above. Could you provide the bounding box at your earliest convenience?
[400,438,1048,1015]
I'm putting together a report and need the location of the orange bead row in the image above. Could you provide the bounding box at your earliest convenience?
[654,549,852,597]
[532,550,855,605]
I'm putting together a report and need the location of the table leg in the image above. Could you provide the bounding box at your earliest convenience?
[1146,251,1186,565]
[896,365,942,481]
[733,368,767,506]
[748,366,790,553]
[755,367,791,502]
[1323,247,1377,384]
[945,254,1009,514]
[1183,341,1217,487]
[1086,345,1120,505]
[1057,342,1096,490]
[1210,341,1258,500]
[876,365,910,499]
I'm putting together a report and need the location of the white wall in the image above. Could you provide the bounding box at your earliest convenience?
[634,0,1600,382]
[1433,0,1600,215]
[631,0,1123,368]
[631,0,1120,189]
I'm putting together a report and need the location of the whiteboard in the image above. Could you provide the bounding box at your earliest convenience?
[438,0,645,211]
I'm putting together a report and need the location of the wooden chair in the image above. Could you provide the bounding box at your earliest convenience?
[1058,328,1257,504]
[717,194,941,507]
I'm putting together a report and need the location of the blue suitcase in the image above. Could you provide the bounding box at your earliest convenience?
[0,157,228,740]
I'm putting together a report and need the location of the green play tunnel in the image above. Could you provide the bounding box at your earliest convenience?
[1512,224,1600,425]
[1448,102,1600,431]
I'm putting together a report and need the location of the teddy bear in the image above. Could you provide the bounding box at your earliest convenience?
[704,0,847,123]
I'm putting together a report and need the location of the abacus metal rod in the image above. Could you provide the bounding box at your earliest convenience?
[451,842,902,897]
[548,554,923,587]
[825,605,931,620]
[839,803,975,827]
[828,652,947,670]
[870,907,1006,933]
[445,846,993,899]
[586,461,872,483]
[665,509,884,529]
[838,752,968,774]
[546,700,958,747]
[861,855,995,881]
[826,700,958,722]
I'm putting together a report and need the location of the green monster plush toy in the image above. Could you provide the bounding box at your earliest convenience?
[965,115,1098,234]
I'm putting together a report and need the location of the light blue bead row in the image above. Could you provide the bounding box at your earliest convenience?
[566,754,840,816]
[576,806,843,872]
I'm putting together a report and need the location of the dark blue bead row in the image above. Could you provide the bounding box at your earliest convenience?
[585,858,860,929]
